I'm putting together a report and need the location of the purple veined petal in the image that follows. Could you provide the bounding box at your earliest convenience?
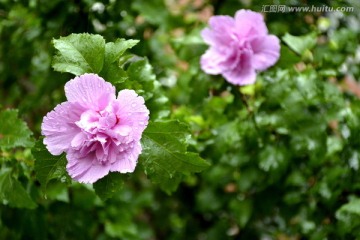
[115,90,149,140]
[66,150,111,184]
[71,132,87,149]
[41,102,84,155]
[65,73,116,111]
[200,49,226,75]
[250,35,281,71]
[222,50,257,86]
[200,42,239,75]
[201,15,235,45]
[110,142,142,173]
[208,16,235,41]
[223,67,257,86]
[234,10,268,37]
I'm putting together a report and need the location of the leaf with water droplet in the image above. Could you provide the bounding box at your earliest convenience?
[140,120,210,193]
[32,140,70,193]
[52,33,106,75]
[93,172,128,200]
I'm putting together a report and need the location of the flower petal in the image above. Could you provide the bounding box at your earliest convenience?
[115,90,149,141]
[223,67,257,86]
[200,49,226,75]
[251,35,281,71]
[66,150,111,183]
[235,10,268,37]
[201,16,235,45]
[65,73,115,111]
[41,102,84,155]
[110,142,141,173]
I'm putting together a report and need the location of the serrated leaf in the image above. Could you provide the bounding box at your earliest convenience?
[93,172,127,200]
[282,32,317,55]
[104,39,139,65]
[0,169,37,209]
[124,58,155,100]
[99,39,138,84]
[32,140,69,192]
[259,145,286,172]
[140,121,210,193]
[100,63,128,84]
[0,109,33,149]
[52,33,105,75]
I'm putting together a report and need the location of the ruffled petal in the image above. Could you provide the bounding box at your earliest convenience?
[115,90,149,141]
[41,102,84,155]
[65,73,115,111]
[201,16,235,45]
[110,142,141,173]
[66,150,111,183]
[223,67,257,86]
[251,35,281,71]
[235,10,268,37]
[200,49,226,75]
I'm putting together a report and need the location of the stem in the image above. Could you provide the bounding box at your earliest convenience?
[234,86,260,133]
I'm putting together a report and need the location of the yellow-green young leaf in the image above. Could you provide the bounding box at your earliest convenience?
[0,169,37,209]
[52,33,105,75]
[93,172,127,200]
[32,140,70,192]
[0,109,33,149]
[282,32,317,56]
[140,121,210,193]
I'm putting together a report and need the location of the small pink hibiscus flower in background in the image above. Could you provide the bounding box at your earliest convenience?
[41,74,149,183]
[200,9,281,85]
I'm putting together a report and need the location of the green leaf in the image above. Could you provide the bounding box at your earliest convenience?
[229,199,253,227]
[126,58,155,99]
[93,172,127,200]
[32,140,69,192]
[104,39,139,65]
[140,121,210,193]
[99,39,139,84]
[0,109,33,149]
[258,145,287,172]
[282,32,317,55]
[336,198,360,220]
[0,168,37,209]
[100,63,128,84]
[52,33,105,75]
[132,0,168,25]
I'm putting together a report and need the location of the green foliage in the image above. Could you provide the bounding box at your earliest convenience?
[1,0,360,239]
[0,109,33,149]
[282,32,317,56]
[93,172,127,200]
[0,168,37,209]
[52,33,139,78]
[52,33,105,75]
[32,140,69,192]
[141,121,210,193]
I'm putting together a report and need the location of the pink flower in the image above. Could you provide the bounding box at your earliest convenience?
[41,74,149,183]
[200,10,280,85]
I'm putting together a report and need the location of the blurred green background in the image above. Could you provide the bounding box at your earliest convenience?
[1,0,360,239]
